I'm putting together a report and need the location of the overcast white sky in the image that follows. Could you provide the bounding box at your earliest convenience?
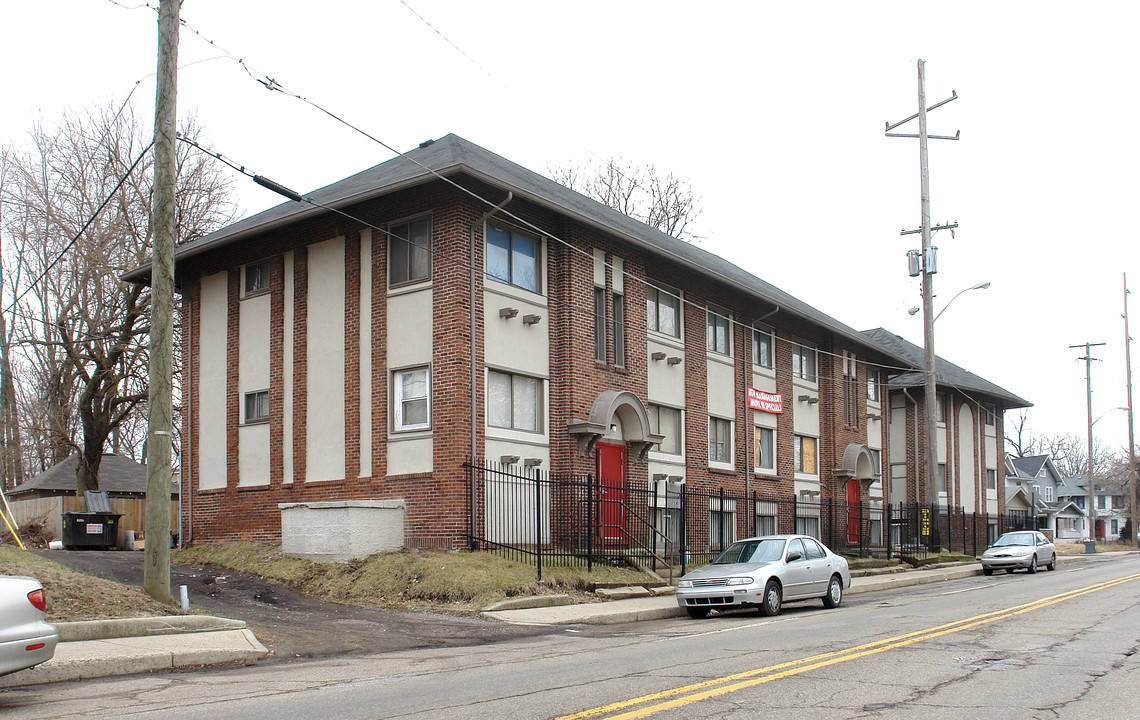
[3,1,1138,455]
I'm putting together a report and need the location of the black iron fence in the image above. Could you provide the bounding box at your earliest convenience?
[464,459,1036,580]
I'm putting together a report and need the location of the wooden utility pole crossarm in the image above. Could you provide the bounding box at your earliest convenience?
[143,0,179,604]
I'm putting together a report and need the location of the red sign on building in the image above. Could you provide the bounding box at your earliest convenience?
[747,387,783,414]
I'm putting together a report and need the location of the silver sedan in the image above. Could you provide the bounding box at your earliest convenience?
[0,575,59,677]
[676,535,851,618]
[980,531,1057,575]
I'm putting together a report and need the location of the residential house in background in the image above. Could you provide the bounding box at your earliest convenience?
[1059,476,1129,541]
[1004,454,1084,540]
[4,453,179,547]
[126,134,1031,555]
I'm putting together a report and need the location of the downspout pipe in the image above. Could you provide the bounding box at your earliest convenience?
[470,193,513,460]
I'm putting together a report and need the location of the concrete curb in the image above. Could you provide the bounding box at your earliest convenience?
[57,615,248,642]
[0,619,267,689]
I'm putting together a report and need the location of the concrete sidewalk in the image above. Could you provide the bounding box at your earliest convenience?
[481,562,987,625]
[0,615,268,689]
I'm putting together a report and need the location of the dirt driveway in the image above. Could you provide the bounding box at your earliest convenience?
[36,550,556,662]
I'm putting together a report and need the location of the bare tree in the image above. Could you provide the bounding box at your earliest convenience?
[550,157,702,242]
[1004,409,1035,459]
[0,104,235,494]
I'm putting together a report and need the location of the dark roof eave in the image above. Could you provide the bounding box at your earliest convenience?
[122,163,471,285]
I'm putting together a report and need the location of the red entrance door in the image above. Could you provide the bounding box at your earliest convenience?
[846,479,860,545]
[596,442,627,542]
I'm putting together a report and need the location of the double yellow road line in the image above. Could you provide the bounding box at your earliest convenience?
[555,572,1140,720]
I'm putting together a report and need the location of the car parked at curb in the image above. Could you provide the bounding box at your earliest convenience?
[1,575,59,677]
[979,531,1057,576]
[676,535,851,618]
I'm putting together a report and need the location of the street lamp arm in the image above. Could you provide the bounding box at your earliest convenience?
[933,281,991,324]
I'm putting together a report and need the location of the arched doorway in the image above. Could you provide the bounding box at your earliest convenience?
[567,391,665,545]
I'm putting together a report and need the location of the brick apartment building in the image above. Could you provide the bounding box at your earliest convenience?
[127,134,1029,550]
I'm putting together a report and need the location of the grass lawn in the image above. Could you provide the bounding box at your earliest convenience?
[0,546,180,622]
[174,543,656,612]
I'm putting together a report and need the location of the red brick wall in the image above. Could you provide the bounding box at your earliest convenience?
[176,174,1010,549]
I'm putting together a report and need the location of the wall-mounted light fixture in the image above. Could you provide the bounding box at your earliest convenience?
[667,356,682,365]
[609,423,619,434]
[651,351,667,361]
[499,307,518,319]
[522,314,542,325]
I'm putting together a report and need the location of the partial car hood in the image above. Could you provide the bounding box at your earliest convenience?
[683,561,774,579]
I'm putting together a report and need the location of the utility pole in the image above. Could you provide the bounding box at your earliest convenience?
[1071,341,1105,546]
[143,0,179,604]
[1124,274,1137,548]
[886,60,959,511]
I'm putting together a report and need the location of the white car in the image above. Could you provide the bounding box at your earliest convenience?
[0,575,59,677]
[676,535,851,618]
[979,531,1057,575]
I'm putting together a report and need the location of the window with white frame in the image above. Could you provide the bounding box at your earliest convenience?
[986,469,997,491]
[869,448,881,476]
[794,435,817,475]
[389,217,431,286]
[1098,495,1107,509]
[754,426,774,472]
[244,260,270,296]
[752,327,773,369]
[983,404,996,427]
[487,223,539,293]
[649,404,682,455]
[1044,486,1055,502]
[487,370,542,432]
[709,417,732,464]
[393,367,430,431]
[244,390,269,423]
[938,463,947,494]
[707,307,731,355]
[791,343,817,382]
[646,284,680,338]
[936,394,950,424]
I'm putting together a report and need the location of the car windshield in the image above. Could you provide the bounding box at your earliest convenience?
[993,533,1035,547]
[712,539,785,564]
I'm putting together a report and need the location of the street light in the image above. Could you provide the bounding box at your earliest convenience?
[911,281,991,510]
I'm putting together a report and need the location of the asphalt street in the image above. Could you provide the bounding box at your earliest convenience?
[6,553,1137,720]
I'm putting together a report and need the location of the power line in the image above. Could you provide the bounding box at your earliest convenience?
[1,141,155,321]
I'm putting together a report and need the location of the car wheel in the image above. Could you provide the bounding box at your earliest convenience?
[760,580,782,617]
[1047,555,1056,571]
[823,575,843,609]
[982,567,993,576]
[686,607,710,619]
[1027,555,1038,573]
